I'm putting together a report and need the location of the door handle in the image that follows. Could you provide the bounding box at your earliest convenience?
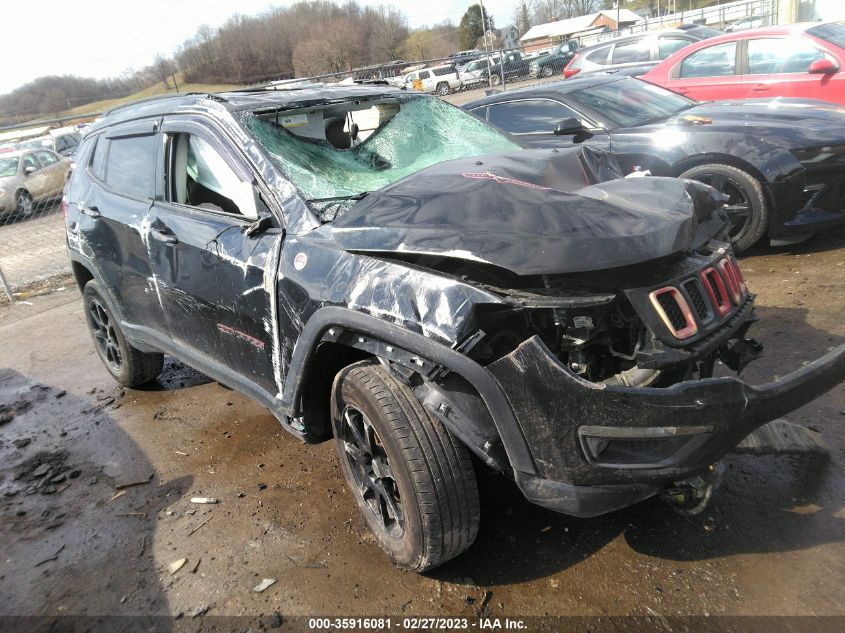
[80,205,100,219]
[752,83,771,91]
[150,227,178,245]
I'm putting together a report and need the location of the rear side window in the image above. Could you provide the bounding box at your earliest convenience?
[34,150,58,166]
[586,46,610,64]
[611,38,651,64]
[747,38,826,74]
[659,37,692,59]
[432,66,453,76]
[807,23,845,49]
[419,70,430,79]
[680,41,737,78]
[89,136,107,180]
[104,134,157,199]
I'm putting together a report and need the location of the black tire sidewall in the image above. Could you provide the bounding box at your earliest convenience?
[331,366,426,569]
[82,281,132,385]
[679,163,767,252]
[17,191,33,216]
[436,82,449,95]
[541,65,553,77]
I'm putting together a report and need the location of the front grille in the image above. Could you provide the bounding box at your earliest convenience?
[656,292,687,331]
[683,280,709,321]
[705,272,723,304]
[648,256,749,341]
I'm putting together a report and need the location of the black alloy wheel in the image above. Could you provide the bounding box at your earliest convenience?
[338,404,405,540]
[89,297,122,371]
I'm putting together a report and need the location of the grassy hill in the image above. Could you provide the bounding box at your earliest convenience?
[64,72,242,119]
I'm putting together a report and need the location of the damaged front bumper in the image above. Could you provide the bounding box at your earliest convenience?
[488,336,845,517]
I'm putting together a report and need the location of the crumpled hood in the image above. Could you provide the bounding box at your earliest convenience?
[655,98,845,148]
[331,147,726,275]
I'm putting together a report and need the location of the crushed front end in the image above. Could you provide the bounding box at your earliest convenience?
[446,240,845,517]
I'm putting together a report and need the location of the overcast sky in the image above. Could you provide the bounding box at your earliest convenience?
[0,0,516,95]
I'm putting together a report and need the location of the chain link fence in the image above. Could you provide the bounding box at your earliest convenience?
[0,146,74,303]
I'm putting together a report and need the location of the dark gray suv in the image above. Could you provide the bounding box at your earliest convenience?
[64,86,845,571]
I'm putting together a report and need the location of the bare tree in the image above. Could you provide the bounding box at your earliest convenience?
[152,54,175,89]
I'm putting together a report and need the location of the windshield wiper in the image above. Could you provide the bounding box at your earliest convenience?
[306,192,369,203]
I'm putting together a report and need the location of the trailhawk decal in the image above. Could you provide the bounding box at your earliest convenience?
[217,324,266,350]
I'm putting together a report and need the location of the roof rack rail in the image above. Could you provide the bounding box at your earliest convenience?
[103,92,227,116]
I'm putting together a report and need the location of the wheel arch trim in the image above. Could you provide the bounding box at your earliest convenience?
[279,306,537,475]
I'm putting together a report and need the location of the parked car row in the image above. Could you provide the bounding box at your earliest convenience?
[64,84,845,574]
[0,148,73,219]
[562,22,845,105]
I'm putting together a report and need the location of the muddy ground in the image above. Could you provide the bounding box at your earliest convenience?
[1,227,844,630]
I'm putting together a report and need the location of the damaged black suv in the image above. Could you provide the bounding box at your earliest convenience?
[64,86,845,571]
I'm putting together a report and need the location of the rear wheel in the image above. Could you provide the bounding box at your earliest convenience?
[436,82,450,96]
[331,360,480,571]
[82,280,163,387]
[679,163,768,252]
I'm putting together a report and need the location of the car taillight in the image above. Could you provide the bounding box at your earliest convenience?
[60,196,68,220]
[649,287,698,340]
[563,55,581,78]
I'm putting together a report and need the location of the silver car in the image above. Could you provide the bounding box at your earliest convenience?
[0,149,72,218]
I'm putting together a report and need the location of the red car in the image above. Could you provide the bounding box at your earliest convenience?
[640,22,845,104]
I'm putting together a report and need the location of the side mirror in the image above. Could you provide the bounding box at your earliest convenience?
[554,117,592,137]
[24,165,36,175]
[809,58,838,75]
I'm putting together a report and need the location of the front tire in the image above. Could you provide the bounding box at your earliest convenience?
[82,280,163,387]
[16,190,33,217]
[678,163,768,252]
[489,73,502,86]
[540,65,554,78]
[331,361,480,572]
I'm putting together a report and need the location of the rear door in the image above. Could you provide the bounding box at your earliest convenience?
[662,40,744,100]
[21,152,51,201]
[32,150,65,197]
[606,35,655,76]
[74,121,169,334]
[741,36,838,100]
[147,116,279,394]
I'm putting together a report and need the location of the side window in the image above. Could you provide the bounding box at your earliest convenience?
[418,70,431,80]
[586,46,611,65]
[22,154,39,172]
[55,136,69,152]
[659,37,692,60]
[747,38,826,74]
[680,41,737,78]
[104,134,157,199]
[169,133,251,217]
[488,99,583,134]
[611,38,651,64]
[34,150,58,166]
[89,136,107,180]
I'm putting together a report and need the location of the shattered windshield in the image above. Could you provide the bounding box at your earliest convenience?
[241,95,519,217]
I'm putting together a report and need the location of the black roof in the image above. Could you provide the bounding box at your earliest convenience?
[462,75,627,109]
[90,84,407,134]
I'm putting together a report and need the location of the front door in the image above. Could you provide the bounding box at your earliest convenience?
[146,118,280,395]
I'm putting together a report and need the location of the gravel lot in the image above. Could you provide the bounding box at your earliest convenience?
[1,226,843,629]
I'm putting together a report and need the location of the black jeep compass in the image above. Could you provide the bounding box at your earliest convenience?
[64,85,845,571]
